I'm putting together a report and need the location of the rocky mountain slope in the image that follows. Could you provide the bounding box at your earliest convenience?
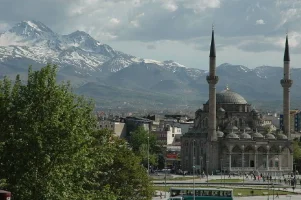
[0,20,300,111]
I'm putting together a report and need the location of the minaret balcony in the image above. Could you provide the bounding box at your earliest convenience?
[280,79,293,88]
[206,75,219,84]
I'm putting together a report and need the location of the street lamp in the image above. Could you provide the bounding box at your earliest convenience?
[220,159,223,184]
[272,182,275,200]
[206,160,209,186]
[165,149,167,198]
[242,145,245,186]
[147,135,149,175]
[193,140,195,200]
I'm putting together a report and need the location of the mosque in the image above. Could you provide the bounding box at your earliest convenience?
[181,29,293,175]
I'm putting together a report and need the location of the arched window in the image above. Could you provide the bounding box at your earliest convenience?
[205,118,208,127]
[275,158,279,167]
[239,118,243,127]
[269,160,273,167]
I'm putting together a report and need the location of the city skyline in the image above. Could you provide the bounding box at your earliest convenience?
[0,0,301,69]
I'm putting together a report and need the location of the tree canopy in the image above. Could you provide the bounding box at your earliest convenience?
[129,126,163,168]
[0,64,153,200]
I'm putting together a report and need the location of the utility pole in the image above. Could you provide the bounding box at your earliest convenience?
[164,149,167,198]
[206,160,209,186]
[193,139,195,200]
[220,158,223,184]
[242,154,244,186]
[147,135,150,175]
[267,177,270,200]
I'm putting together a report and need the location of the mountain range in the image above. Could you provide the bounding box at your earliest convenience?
[0,20,300,111]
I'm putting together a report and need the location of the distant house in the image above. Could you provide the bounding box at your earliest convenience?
[152,124,182,146]
[98,120,127,138]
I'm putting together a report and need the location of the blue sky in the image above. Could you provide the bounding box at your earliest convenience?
[0,0,301,69]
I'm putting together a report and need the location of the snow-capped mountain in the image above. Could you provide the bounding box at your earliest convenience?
[0,20,191,75]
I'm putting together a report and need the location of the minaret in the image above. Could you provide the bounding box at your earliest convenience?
[281,34,293,139]
[206,26,219,141]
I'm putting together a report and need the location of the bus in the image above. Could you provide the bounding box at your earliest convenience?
[168,187,234,200]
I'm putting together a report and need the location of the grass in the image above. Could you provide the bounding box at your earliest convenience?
[207,179,242,183]
[153,186,296,197]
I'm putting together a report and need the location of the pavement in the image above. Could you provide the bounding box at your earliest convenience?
[152,174,301,186]
[152,191,301,200]
[152,174,301,200]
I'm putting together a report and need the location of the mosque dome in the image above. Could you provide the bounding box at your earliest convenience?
[277,133,288,140]
[225,124,239,132]
[216,127,224,138]
[252,130,264,139]
[240,131,252,139]
[244,126,252,131]
[265,133,276,140]
[217,130,224,138]
[218,107,225,112]
[226,132,239,139]
[206,86,248,104]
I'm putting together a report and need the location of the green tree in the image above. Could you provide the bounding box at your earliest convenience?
[293,139,301,160]
[0,65,96,199]
[91,130,154,200]
[129,126,161,167]
[0,65,153,200]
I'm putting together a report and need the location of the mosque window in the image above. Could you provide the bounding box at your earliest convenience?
[275,158,279,167]
[269,160,273,167]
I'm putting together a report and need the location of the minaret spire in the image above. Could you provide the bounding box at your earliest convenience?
[284,34,290,61]
[281,33,293,139]
[205,25,220,173]
[206,25,218,141]
[209,24,216,58]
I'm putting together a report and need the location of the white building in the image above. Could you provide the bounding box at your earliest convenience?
[152,124,182,146]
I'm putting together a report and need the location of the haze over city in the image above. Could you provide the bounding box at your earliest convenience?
[1,0,301,69]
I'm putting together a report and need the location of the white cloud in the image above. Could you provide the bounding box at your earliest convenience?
[162,0,178,12]
[183,0,221,13]
[256,19,265,25]
[109,18,120,25]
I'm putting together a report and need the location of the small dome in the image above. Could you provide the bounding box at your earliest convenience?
[245,126,251,131]
[217,130,224,138]
[226,132,239,139]
[265,133,276,140]
[218,107,225,112]
[252,131,264,139]
[216,127,224,138]
[225,124,239,132]
[251,109,259,113]
[240,132,252,139]
[277,133,288,140]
